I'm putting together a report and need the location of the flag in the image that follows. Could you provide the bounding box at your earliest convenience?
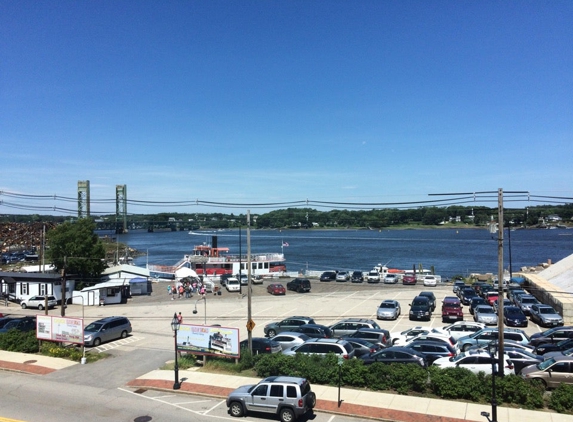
[282,242,289,247]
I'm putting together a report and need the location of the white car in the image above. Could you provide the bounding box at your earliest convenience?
[383,274,399,284]
[20,295,57,310]
[423,275,437,287]
[439,321,485,341]
[433,350,515,375]
[336,271,350,282]
[226,277,240,292]
[391,326,433,346]
[367,271,380,283]
[403,331,456,348]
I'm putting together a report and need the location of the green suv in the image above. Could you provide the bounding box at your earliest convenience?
[227,376,316,422]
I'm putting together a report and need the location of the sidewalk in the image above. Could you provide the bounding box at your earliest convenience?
[1,350,572,422]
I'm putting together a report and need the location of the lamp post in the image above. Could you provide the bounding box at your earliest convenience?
[170,312,181,390]
[481,341,498,422]
[193,296,206,325]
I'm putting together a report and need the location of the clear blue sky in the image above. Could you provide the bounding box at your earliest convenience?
[1,1,572,215]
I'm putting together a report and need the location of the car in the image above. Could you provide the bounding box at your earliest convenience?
[439,321,485,341]
[20,295,57,310]
[521,356,573,389]
[391,326,433,346]
[0,316,36,334]
[471,281,489,296]
[264,317,315,338]
[0,317,15,329]
[485,291,500,306]
[226,376,316,422]
[329,318,381,337]
[406,340,456,364]
[282,338,355,359]
[543,346,573,360]
[455,327,530,352]
[226,277,241,292]
[342,328,391,347]
[291,324,333,339]
[529,326,573,347]
[360,346,427,367]
[402,274,417,285]
[422,275,437,287]
[460,287,479,306]
[492,298,512,313]
[530,304,564,327]
[409,296,432,321]
[83,316,132,347]
[336,271,350,282]
[534,338,573,355]
[419,291,436,311]
[404,331,456,348]
[504,347,543,374]
[269,332,310,351]
[478,284,495,298]
[473,305,498,325]
[350,271,364,283]
[465,339,535,354]
[452,280,466,294]
[376,299,401,320]
[383,273,399,284]
[503,306,528,327]
[509,289,528,305]
[286,278,311,293]
[366,271,381,283]
[267,283,286,295]
[441,296,463,323]
[344,338,382,357]
[433,349,515,375]
[319,271,336,282]
[238,274,249,286]
[514,294,539,315]
[469,297,488,315]
[240,337,282,355]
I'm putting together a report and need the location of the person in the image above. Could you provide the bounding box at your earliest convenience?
[178,285,184,299]
[177,312,183,324]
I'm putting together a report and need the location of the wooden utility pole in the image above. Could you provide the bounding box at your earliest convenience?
[61,257,66,317]
[497,189,505,376]
[247,210,253,351]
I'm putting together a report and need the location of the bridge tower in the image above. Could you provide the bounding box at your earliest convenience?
[116,184,127,234]
[77,180,90,218]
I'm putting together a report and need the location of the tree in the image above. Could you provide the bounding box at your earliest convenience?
[47,218,107,282]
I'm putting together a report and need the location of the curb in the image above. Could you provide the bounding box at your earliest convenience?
[0,359,56,375]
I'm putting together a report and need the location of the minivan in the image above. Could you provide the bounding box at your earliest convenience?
[226,277,241,292]
[84,316,132,347]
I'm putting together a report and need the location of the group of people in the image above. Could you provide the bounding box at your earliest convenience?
[167,277,207,300]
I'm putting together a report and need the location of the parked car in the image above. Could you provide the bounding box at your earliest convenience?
[460,287,479,305]
[439,321,485,341]
[514,294,539,315]
[350,271,364,283]
[492,298,512,313]
[264,317,315,338]
[441,296,463,323]
[286,278,311,293]
[433,350,515,375]
[409,296,432,321]
[282,338,355,359]
[422,275,437,287]
[465,339,535,354]
[534,338,573,355]
[529,326,573,347]
[344,338,382,357]
[20,295,57,310]
[360,346,427,367]
[319,271,336,282]
[503,306,528,327]
[329,318,381,337]
[267,283,286,295]
[391,326,433,346]
[543,346,573,360]
[292,324,333,339]
[83,316,132,347]
[406,340,456,364]
[485,291,499,306]
[419,291,436,311]
[509,289,528,305]
[237,274,249,286]
[402,274,417,285]
[366,271,381,283]
[469,297,488,315]
[240,337,282,355]
[530,304,564,327]
[473,305,498,325]
[521,356,573,389]
[269,332,310,351]
[452,280,466,294]
[226,376,315,422]
[0,317,14,329]
[383,273,399,284]
[341,328,391,347]
[456,327,530,352]
[336,271,350,282]
[376,299,401,320]
[226,277,241,292]
[505,347,543,374]
[0,316,36,334]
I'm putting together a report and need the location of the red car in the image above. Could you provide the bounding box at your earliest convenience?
[402,274,417,285]
[486,291,499,306]
[267,283,286,295]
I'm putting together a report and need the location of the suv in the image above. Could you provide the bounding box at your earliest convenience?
[83,316,132,347]
[441,296,463,323]
[409,296,432,321]
[319,271,336,282]
[529,326,573,347]
[521,356,573,389]
[456,327,530,352]
[419,291,436,311]
[286,278,311,293]
[350,271,364,283]
[283,338,355,359]
[530,304,564,327]
[366,271,380,283]
[329,318,381,337]
[226,376,316,422]
[342,328,391,347]
[264,317,315,337]
[514,294,539,315]
[20,295,57,310]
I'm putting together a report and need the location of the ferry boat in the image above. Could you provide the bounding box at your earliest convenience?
[147,235,286,280]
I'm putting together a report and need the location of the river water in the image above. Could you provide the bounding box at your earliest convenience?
[117,228,573,279]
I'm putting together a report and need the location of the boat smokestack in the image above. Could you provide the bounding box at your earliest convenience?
[212,236,217,249]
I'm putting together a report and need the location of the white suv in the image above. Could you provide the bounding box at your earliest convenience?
[433,349,515,375]
[21,295,57,310]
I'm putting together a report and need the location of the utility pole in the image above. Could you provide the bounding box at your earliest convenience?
[61,256,67,317]
[247,210,253,351]
[497,189,505,376]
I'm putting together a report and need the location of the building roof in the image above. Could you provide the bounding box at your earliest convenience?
[81,279,128,291]
[101,264,150,277]
[538,253,573,292]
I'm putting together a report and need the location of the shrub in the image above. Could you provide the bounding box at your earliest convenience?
[428,366,486,401]
[549,383,573,413]
[0,330,39,353]
[497,374,544,409]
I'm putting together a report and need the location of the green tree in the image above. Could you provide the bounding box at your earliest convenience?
[47,218,107,281]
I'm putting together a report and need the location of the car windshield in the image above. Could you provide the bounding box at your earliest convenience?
[539,307,554,314]
[505,308,521,315]
[537,357,556,370]
[521,298,537,304]
[380,303,395,308]
[557,338,572,346]
[85,322,104,331]
[478,307,495,314]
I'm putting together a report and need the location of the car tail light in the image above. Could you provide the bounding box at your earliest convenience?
[382,335,387,343]
[298,399,303,407]
[265,346,270,351]
[370,348,376,353]
[448,352,454,357]
[343,354,349,359]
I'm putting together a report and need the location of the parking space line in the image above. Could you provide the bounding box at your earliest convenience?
[203,399,226,415]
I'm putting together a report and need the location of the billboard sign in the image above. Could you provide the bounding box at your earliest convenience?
[36,315,84,344]
[177,324,240,359]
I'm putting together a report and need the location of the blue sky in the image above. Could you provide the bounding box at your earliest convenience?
[1,1,572,215]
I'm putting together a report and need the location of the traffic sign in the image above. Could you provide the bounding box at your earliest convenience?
[246,319,256,332]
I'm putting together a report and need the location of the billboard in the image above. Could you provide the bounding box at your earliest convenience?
[177,324,240,359]
[36,315,84,344]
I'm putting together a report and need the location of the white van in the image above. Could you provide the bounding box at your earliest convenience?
[226,277,240,292]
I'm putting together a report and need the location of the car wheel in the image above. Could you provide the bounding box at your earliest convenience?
[93,338,102,347]
[21,303,27,309]
[229,401,244,417]
[280,407,295,422]
[267,329,276,337]
[462,344,471,352]
[121,330,128,339]
[38,304,44,310]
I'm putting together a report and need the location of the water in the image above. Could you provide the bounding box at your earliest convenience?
[117,228,573,279]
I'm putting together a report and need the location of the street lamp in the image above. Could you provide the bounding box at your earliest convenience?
[193,296,206,325]
[170,312,181,390]
[482,341,498,422]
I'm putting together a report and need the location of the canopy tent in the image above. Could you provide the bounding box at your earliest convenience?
[175,267,199,280]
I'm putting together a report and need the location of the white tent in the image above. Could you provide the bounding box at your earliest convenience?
[175,267,198,280]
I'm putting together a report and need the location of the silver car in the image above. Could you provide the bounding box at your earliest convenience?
[473,305,498,325]
[377,300,401,320]
[530,304,564,328]
[270,332,310,351]
[20,295,57,310]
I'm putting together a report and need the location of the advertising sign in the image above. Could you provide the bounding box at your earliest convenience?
[36,315,84,345]
[177,324,239,359]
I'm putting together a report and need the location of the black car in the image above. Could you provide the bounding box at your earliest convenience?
[419,291,436,312]
[503,306,528,328]
[342,328,391,347]
[286,278,311,293]
[409,296,432,321]
[319,271,337,282]
[0,316,36,334]
[292,324,333,339]
[360,346,427,367]
[535,338,573,355]
[529,326,573,347]
[469,297,488,315]
[344,338,382,357]
[505,347,543,374]
[460,287,479,306]
[239,337,282,355]
[405,340,456,365]
[350,271,364,283]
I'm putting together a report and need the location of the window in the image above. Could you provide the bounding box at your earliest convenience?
[269,385,283,397]
[551,362,570,373]
[252,384,268,396]
[40,284,46,295]
[286,386,297,398]
[21,283,29,295]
